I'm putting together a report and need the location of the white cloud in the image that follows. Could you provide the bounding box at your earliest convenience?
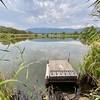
[0,20,15,27]
[26,16,38,24]
[0,0,99,29]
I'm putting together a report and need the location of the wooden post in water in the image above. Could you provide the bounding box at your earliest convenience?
[68,52,70,62]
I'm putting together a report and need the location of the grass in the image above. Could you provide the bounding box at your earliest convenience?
[0,44,28,100]
[81,41,100,79]
[0,43,49,100]
[80,27,100,99]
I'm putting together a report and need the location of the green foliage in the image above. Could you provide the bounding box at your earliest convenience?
[81,26,98,44]
[81,42,100,79]
[0,26,27,34]
[0,44,26,99]
[85,93,100,100]
[0,44,45,100]
[80,26,100,78]
[0,69,13,100]
[73,31,79,35]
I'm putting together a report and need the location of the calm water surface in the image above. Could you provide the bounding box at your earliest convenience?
[0,38,89,90]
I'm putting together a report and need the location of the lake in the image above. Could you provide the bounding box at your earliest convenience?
[0,38,89,91]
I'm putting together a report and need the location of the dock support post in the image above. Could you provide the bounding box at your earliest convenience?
[68,52,70,62]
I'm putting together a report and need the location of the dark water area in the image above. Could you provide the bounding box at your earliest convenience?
[48,82,78,93]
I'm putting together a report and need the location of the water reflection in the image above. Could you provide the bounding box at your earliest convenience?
[0,36,82,45]
[0,38,88,91]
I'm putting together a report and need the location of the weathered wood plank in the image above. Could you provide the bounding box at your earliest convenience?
[49,60,74,71]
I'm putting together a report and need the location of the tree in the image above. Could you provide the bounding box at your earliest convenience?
[72,31,79,35]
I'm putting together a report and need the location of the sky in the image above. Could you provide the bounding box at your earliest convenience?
[0,0,99,30]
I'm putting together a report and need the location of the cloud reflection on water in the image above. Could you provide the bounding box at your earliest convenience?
[0,39,89,87]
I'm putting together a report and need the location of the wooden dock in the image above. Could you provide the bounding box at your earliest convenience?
[45,60,79,86]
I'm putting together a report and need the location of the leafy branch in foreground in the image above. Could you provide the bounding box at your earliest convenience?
[87,0,100,20]
[0,0,8,10]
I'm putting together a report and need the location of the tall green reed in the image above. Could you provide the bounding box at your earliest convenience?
[0,43,48,100]
[0,44,29,100]
[80,27,100,86]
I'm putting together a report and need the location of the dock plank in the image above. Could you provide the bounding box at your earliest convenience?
[45,60,78,84]
[49,60,74,71]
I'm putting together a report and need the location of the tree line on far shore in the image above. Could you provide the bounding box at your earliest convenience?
[0,25,99,38]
